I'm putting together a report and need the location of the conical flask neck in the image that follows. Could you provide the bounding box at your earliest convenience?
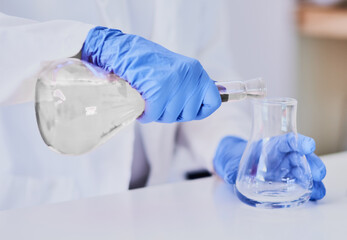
[251,98,298,140]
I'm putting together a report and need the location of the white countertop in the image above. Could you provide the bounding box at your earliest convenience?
[0,152,347,240]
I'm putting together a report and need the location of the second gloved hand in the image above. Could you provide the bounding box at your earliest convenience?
[81,27,221,123]
[213,134,327,201]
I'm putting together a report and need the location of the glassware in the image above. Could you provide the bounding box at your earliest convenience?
[235,98,313,208]
[35,58,266,155]
[35,58,145,155]
[215,77,266,102]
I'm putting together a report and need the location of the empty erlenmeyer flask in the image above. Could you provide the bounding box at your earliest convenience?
[35,58,266,155]
[235,98,313,208]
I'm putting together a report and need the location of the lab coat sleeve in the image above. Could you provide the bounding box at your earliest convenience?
[176,101,252,172]
[0,12,95,104]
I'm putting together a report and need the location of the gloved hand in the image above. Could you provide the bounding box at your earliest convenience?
[213,134,326,201]
[81,27,221,123]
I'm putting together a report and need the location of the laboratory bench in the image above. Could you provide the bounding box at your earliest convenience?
[0,151,347,240]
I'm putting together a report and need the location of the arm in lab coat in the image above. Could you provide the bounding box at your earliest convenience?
[0,12,94,104]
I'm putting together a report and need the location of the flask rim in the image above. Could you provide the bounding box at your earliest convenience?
[251,97,297,106]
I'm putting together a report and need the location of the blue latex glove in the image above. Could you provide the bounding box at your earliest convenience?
[81,27,221,123]
[213,134,326,201]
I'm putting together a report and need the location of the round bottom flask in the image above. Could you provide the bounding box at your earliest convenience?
[35,58,145,155]
[235,98,313,208]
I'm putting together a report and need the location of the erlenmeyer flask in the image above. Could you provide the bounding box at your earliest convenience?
[235,98,313,208]
[35,58,266,155]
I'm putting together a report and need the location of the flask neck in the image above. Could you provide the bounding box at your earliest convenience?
[215,78,266,102]
[250,98,298,140]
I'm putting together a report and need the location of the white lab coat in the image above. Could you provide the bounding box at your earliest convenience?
[0,0,251,210]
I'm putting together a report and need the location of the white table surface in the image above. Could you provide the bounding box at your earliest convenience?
[0,152,347,240]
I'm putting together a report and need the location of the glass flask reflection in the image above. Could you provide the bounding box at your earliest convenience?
[235,98,313,208]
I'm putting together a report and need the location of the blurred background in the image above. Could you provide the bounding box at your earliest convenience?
[297,0,347,155]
